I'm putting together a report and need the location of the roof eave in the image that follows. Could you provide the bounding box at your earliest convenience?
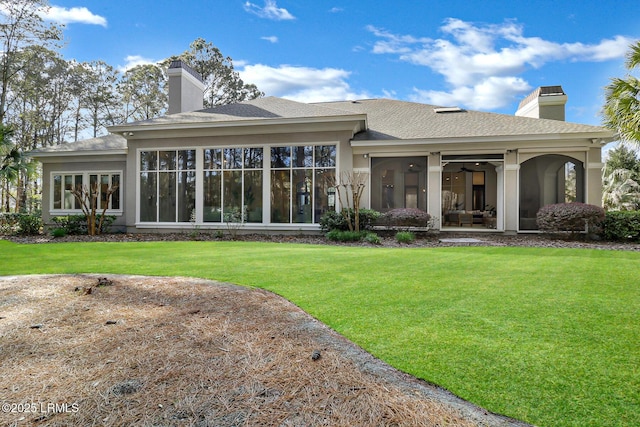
[351,130,616,147]
[31,149,128,159]
[109,114,368,135]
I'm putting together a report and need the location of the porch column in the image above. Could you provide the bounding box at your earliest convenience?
[503,151,519,233]
[586,147,603,207]
[427,153,442,230]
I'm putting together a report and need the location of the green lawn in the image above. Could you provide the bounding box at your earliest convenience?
[1,240,638,427]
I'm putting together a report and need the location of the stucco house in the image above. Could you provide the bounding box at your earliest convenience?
[32,61,615,234]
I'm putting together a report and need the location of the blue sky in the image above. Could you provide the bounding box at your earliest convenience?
[34,1,640,126]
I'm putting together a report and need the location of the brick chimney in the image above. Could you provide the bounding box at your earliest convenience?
[167,60,205,114]
[515,86,567,121]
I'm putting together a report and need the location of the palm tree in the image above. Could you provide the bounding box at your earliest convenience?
[603,41,640,147]
[603,167,640,211]
[1,125,36,212]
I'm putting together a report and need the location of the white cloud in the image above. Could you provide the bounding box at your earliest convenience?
[239,64,370,102]
[244,0,295,21]
[41,6,107,27]
[410,76,531,110]
[118,55,156,72]
[369,19,635,110]
[261,36,279,43]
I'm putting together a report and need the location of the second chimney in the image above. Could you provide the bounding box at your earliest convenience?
[515,86,567,121]
[167,60,205,114]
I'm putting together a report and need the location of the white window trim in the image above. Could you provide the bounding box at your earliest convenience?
[49,170,123,216]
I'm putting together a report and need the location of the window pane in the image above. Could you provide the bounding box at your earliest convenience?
[177,171,196,222]
[111,175,120,210]
[140,151,157,171]
[292,146,313,168]
[244,147,263,169]
[204,149,222,170]
[159,150,176,171]
[315,145,336,167]
[224,148,242,169]
[223,170,242,220]
[159,172,176,222]
[89,175,98,209]
[271,146,290,168]
[244,170,263,222]
[178,150,196,170]
[53,175,62,209]
[74,175,83,209]
[271,170,290,223]
[140,172,157,222]
[100,175,110,209]
[293,169,313,223]
[203,171,221,222]
[314,169,335,223]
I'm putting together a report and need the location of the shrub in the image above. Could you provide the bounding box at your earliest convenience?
[326,230,366,242]
[383,208,431,229]
[0,213,20,234]
[319,209,381,232]
[536,203,605,236]
[52,214,115,235]
[603,210,640,242]
[364,232,381,245]
[17,213,42,235]
[395,231,415,244]
[51,228,67,238]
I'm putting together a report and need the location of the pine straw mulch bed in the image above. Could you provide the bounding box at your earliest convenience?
[0,274,531,427]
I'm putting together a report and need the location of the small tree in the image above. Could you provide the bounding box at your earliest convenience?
[70,181,118,235]
[325,171,368,232]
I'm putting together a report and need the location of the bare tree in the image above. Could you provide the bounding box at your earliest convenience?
[326,171,368,232]
[70,181,118,235]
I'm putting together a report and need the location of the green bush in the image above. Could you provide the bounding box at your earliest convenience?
[603,210,640,242]
[364,232,381,245]
[536,203,605,235]
[383,208,431,229]
[51,228,67,238]
[395,231,415,244]
[17,213,42,235]
[326,229,366,242]
[319,209,380,232]
[52,214,115,235]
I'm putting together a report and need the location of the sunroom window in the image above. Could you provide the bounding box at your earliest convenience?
[139,150,196,222]
[270,145,336,224]
[51,172,121,212]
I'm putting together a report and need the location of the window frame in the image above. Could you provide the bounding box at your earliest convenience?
[49,171,123,216]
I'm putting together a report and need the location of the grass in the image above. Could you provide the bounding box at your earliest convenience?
[1,240,638,427]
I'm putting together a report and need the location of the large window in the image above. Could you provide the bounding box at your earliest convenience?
[139,150,196,222]
[51,172,121,212]
[270,145,336,224]
[138,144,336,225]
[202,147,263,223]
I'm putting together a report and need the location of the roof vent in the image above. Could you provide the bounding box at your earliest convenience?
[434,106,464,113]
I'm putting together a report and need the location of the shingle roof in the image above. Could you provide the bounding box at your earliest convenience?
[317,99,609,141]
[31,133,127,155]
[116,96,354,128]
[33,96,613,157]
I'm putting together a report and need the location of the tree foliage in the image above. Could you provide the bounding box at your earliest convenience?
[603,41,640,147]
[165,38,263,107]
[602,144,640,211]
[118,64,167,121]
[0,0,62,125]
